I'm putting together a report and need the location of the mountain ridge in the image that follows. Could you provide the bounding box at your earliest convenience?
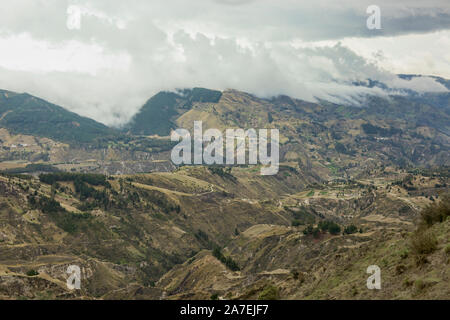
[0,89,119,144]
[2,73,449,140]
[0,78,448,300]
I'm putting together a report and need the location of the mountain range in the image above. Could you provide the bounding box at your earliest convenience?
[0,76,448,300]
[1,76,449,176]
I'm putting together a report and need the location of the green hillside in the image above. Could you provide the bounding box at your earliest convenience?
[126,88,222,136]
[0,90,118,144]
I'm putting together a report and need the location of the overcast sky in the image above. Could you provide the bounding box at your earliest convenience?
[0,0,449,126]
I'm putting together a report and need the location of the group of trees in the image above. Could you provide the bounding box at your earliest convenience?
[194,229,216,249]
[39,172,112,209]
[419,195,450,227]
[317,220,341,234]
[303,220,360,238]
[343,224,359,234]
[410,195,449,265]
[212,247,240,271]
[2,163,59,174]
[39,172,109,187]
[27,194,90,234]
[38,172,184,215]
[287,205,316,226]
[143,190,181,214]
[361,123,402,137]
[208,166,236,180]
[28,194,64,214]
[334,142,356,156]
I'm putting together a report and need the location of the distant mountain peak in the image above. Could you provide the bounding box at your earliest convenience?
[0,89,117,144]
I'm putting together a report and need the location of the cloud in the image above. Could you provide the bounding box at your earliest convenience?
[0,33,131,74]
[3,1,449,41]
[386,76,449,92]
[0,0,448,126]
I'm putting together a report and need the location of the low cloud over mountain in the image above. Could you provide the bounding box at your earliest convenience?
[0,0,448,126]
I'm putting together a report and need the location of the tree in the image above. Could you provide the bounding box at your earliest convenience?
[344,225,358,235]
[328,224,341,235]
[51,183,57,200]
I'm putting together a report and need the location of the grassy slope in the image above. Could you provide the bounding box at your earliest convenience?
[0,90,117,144]
[127,88,222,136]
[0,165,311,299]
